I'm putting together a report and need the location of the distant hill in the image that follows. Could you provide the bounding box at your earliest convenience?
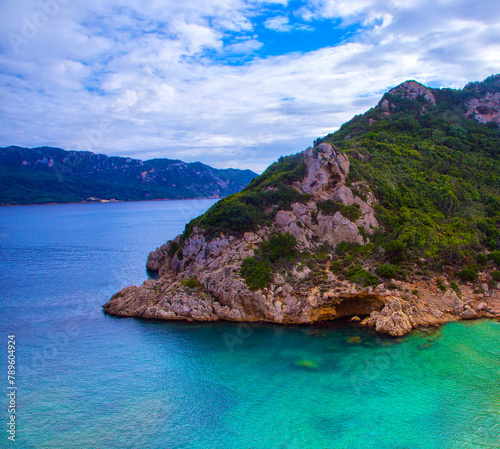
[0,146,257,205]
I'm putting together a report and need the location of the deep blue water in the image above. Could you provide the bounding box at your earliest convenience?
[0,201,499,449]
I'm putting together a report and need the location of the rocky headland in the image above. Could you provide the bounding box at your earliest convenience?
[104,76,500,337]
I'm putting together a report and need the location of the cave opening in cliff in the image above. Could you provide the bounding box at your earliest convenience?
[333,295,385,319]
[311,294,385,323]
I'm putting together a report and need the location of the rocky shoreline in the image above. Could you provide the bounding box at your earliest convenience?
[103,143,500,337]
[104,266,500,337]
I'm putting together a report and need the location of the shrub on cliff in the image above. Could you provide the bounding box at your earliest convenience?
[184,75,500,279]
[317,200,361,221]
[324,78,500,268]
[345,265,378,287]
[240,232,297,290]
[259,232,297,263]
[477,253,488,266]
[489,251,500,266]
[240,257,272,291]
[377,264,399,279]
[459,268,478,282]
[181,277,203,289]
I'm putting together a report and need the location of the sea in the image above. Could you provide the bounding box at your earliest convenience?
[0,200,499,449]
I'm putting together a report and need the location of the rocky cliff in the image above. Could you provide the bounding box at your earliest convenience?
[104,76,500,336]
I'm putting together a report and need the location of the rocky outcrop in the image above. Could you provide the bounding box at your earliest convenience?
[299,144,350,200]
[103,105,500,337]
[378,77,500,127]
[146,244,169,271]
[104,143,386,325]
[380,80,436,117]
[388,80,436,105]
[365,298,413,337]
[466,91,500,125]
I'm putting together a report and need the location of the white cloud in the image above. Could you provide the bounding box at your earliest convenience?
[224,39,263,54]
[0,0,499,172]
[265,16,292,32]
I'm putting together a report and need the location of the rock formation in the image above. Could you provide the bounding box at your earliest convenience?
[103,77,500,337]
[103,142,500,337]
[466,91,500,125]
[380,81,436,117]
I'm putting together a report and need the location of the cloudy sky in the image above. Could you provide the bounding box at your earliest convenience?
[1,0,500,172]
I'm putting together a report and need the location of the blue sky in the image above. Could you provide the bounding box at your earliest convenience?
[1,0,500,172]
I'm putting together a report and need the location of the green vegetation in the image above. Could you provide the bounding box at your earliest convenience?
[459,268,478,283]
[477,253,488,266]
[0,147,257,205]
[489,251,500,266]
[259,232,298,263]
[181,277,203,289]
[377,264,399,279]
[317,200,362,221]
[180,75,500,287]
[321,76,500,273]
[436,278,447,292]
[328,242,382,287]
[345,265,378,287]
[450,281,462,298]
[167,241,180,258]
[240,232,298,290]
[181,153,309,240]
[240,257,272,291]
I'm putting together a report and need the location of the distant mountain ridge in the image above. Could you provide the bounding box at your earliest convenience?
[0,146,257,205]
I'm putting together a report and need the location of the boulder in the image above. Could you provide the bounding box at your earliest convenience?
[460,308,479,320]
[371,298,413,337]
[146,244,168,271]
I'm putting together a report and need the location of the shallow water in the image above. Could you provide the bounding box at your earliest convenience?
[0,201,499,448]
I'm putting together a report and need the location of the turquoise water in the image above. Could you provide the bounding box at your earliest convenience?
[0,201,499,449]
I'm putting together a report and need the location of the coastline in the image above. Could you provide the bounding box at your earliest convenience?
[104,264,500,338]
[103,143,500,338]
[0,196,221,208]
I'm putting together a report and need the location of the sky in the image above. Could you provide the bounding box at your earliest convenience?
[1,0,500,173]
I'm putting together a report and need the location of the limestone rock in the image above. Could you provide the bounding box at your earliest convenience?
[370,298,413,337]
[103,133,500,336]
[460,308,479,320]
[476,302,488,312]
[467,91,500,125]
[388,81,436,105]
[300,143,349,200]
[146,244,169,271]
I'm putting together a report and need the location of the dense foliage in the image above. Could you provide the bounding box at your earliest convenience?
[0,168,214,204]
[322,80,500,273]
[181,153,309,240]
[317,200,362,221]
[240,232,298,290]
[185,75,500,289]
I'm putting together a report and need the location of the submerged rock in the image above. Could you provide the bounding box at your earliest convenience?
[295,360,320,370]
